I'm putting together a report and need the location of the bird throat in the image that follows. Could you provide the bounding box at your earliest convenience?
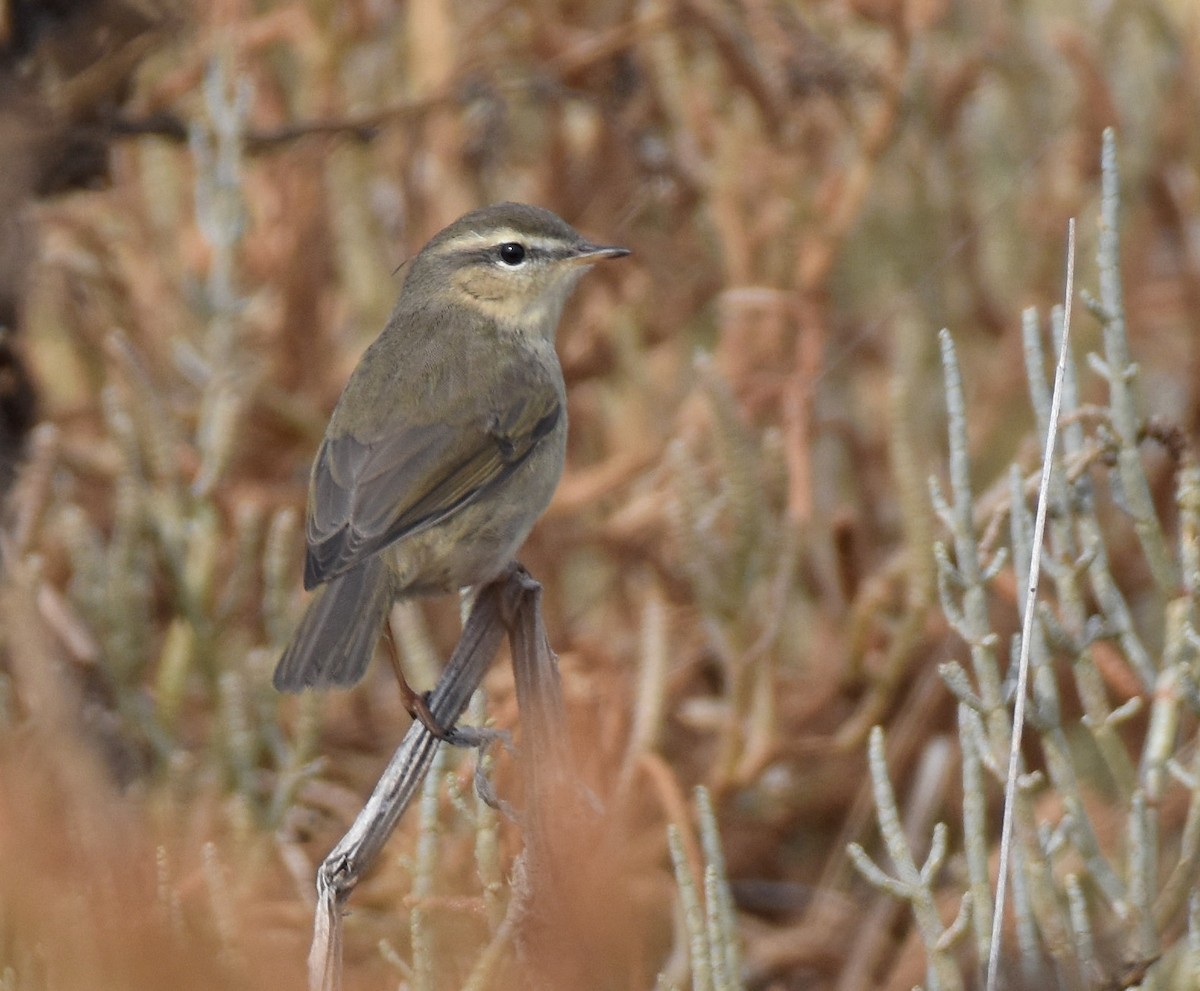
[468,282,575,342]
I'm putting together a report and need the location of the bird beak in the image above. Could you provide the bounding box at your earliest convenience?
[570,244,631,265]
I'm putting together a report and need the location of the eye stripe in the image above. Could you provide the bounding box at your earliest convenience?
[435,230,577,259]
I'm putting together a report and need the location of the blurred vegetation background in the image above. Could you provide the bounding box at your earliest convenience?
[0,0,1199,988]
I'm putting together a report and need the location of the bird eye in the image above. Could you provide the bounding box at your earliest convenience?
[497,242,526,266]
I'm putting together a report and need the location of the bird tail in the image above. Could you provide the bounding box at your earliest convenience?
[273,556,392,691]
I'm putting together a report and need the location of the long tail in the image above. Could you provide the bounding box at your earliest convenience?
[273,556,392,691]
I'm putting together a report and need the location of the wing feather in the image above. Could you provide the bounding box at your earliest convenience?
[303,391,559,590]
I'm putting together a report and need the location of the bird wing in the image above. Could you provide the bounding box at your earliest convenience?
[302,389,561,589]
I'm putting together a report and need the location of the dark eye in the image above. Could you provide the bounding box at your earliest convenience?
[498,242,526,266]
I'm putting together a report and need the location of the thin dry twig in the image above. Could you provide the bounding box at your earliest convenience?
[986,218,1077,991]
[305,564,571,991]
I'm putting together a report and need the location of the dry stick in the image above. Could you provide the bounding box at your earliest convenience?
[307,564,569,991]
[496,568,583,970]
[506,570,571,789]
[985,219,1076,991]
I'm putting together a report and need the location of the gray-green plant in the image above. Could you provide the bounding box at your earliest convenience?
[852,129,1200,990]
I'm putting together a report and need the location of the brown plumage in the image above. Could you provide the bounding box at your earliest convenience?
[274,203,628,691]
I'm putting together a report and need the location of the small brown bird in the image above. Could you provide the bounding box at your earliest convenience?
[274,203,628,707]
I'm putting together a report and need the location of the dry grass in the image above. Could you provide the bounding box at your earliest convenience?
[2,0,1199,988]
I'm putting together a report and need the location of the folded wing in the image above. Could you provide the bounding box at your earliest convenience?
[303,391,560,590]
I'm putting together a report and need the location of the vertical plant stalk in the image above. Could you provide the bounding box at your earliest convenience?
[410,744,447,991]
[189,51,251,501]
[1094,129,1179,596]
[986,218,1076,991]
[847,726,965,991]
[934,328,1007,745]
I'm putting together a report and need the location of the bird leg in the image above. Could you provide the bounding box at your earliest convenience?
[383,621,460,743]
